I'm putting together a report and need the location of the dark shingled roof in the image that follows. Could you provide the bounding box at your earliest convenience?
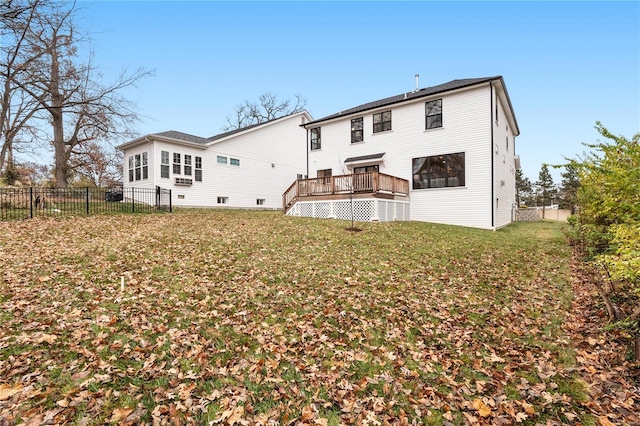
[153,130,209,145]
[207,121,268,142]
[208,112,302,142]
[344,153,386,163]
[306,77,501,126]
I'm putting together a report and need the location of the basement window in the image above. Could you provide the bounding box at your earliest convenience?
[217,196,228,204]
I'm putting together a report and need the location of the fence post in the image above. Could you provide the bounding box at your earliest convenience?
[86,187,90,214]
[30,187,33,219]
[169,189,172,213]
[131,187,135,213]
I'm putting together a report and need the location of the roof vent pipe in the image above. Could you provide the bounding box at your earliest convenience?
[415,74,419,91]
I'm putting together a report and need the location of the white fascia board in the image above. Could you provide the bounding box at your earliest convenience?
[208,111,313,146]
[118,135,208,151]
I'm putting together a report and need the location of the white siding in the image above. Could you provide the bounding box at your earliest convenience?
[122,142,154,190]
[152,142,208,206]
[308,84,497,229]
[123,112,308,209]
[492,89,518,228]
[204,114,307,209]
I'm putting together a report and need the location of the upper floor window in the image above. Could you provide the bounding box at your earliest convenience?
[505,126,509,151]
[373,110,391,133]
[217,155,228,164]
[230,158,240,166]
[351,117,363,143]
[412,152,465,189]
[161,151,170,178]
[184,155,192,176]
[195,156,202,182]
[425,99,442,129]
[310,127,321,150]
[173,153,181,175]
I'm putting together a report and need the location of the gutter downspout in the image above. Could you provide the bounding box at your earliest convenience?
[305,127,309,179]
[490,82,495,229]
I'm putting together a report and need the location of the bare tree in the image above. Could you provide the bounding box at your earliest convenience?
[0,0,50,175]
[223,92,306,131]
[69,140,123,186]
[3,0,152,187]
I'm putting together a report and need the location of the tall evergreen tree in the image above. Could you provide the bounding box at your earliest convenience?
[515,169,533,207]
[559,162,580,214]
[535,163,555,218]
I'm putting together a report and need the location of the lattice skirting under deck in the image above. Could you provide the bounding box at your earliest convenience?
[286,199,410,222]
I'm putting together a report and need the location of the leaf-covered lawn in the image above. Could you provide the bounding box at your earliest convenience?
[0,211,593,424]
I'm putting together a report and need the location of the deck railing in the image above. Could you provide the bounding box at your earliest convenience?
[283,172,409,211]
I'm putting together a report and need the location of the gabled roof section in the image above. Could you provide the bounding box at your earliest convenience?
[116,130,210,151]
[304,77,504,127]
[208,110,312,143]
[153,130,209,145]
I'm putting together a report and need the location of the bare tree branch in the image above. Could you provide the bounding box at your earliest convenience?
[223,92,306,131]
[2,0,153,187]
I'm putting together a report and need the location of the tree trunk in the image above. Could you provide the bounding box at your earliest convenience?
[593,276,625,322]
[49,35,67,188]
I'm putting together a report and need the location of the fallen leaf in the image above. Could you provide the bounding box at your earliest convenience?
[110,407,133,422]
[35,333,58,344]
[598,416,616,426]
[227,406,244,425]
[0,383,23,400]
[472,398,492,417]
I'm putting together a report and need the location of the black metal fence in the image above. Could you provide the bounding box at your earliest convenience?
[0,186,172,221]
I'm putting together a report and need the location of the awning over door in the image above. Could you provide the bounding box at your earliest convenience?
[344,152,386,168]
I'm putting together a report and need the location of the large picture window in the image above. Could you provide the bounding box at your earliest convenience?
[351,117,363,143]
[310,127,321,150]
[425,99,442,129]
[161,151,170,178]
[373,111,391,133]
[412,152,465,189]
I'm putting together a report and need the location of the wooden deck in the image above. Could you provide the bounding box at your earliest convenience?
[283,172,409,212]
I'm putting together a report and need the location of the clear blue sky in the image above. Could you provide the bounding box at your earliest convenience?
[79,1,639,183]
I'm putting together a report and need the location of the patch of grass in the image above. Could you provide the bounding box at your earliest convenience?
[0,211,586,424]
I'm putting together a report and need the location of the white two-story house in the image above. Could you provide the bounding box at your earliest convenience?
[117,111,312,210]
[284,76,520,230]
